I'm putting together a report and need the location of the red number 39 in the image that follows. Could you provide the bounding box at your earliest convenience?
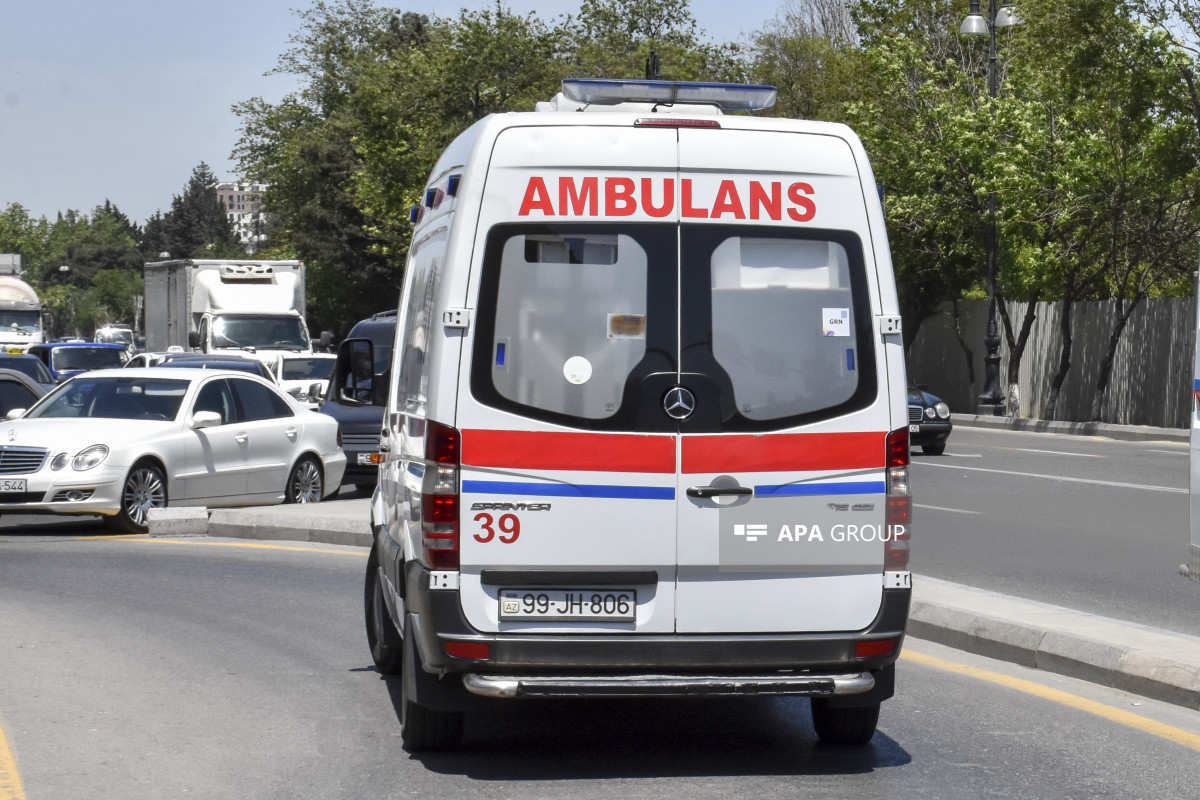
[473,513,520,544]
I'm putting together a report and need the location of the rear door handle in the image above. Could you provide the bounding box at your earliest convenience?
[235,432,249,443]
[686,485,753,499]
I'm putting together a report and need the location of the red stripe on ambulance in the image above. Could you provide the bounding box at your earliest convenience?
[461,430,676,473]
[681,432,885,474]
[518,176,816,221]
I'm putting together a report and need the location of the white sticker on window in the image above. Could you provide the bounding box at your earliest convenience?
[823,308,851,337]
[563,356,593,385]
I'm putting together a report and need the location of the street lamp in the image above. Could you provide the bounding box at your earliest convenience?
[961,0,1022,416]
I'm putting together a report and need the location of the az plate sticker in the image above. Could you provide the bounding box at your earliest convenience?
[823,308,850,337]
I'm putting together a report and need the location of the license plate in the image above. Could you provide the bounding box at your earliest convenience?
[0,479,27,492]
[357,452,377,465]
[908,424,920,433]
[499,588,636,622]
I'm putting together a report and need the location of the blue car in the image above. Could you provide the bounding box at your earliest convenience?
[26,342,129,383]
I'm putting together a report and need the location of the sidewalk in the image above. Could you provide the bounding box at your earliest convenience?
[953,412,1189,443]
[148,492,1200,712]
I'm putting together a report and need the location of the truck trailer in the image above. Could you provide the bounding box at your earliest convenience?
[0,255,44,353]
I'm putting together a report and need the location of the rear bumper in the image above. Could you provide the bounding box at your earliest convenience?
[403,561,909,699]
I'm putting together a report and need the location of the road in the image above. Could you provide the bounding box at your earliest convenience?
[2,530,1199,799]
[911,425,1196,635]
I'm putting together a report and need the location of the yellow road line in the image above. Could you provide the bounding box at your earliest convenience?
[0,722,28,800]
[77,535,368,557]
[902,649,1200,754]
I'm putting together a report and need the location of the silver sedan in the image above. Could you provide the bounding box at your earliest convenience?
[0,368,346,532]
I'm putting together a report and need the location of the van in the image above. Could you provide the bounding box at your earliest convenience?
[357,79,912,751]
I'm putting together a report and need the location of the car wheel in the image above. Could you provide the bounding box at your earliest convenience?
[285,456,323,503]
[364,545,404,675]
[400,621,464,752]
[108,461,167,534]
[921,443,946,456]
[810,699,880,745]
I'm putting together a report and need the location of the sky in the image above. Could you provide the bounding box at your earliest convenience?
[1,1,791,228]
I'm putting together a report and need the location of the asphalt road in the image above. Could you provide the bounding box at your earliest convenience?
[911,426,1198,636]
[2,531,1198,799]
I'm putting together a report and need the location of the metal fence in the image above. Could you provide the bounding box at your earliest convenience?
[905,297,1195,429]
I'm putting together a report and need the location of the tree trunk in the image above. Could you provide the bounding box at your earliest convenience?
[997,293,1039,416]
[1043,287,1075,421]
[1089,296,1142,422]
[950,299,976,395]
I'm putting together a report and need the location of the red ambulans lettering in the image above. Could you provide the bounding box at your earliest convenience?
[518,176,817,221]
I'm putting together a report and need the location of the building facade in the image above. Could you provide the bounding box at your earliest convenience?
[214,181,268,253]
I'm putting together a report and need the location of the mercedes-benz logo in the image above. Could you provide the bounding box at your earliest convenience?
[663,386,696,420]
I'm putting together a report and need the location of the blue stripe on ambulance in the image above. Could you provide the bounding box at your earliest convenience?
[462,480,675,500]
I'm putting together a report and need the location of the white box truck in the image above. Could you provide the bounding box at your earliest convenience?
[0,254,44,353]
[143,259,324,364]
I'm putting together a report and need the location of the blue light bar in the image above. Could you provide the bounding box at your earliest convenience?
[562,79,777,111]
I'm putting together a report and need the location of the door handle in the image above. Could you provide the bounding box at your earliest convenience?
[285,427,298,439]
[686,485,753,499]
[235,432,249,443]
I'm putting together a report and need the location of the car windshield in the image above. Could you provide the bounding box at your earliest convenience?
[0,311,40,333]
[50,347,127,371]
[280,357,335,381]
[28,376,188,420]
[212,315,309,352]
[0,357,53,383]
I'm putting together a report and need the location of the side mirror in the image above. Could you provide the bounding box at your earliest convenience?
[319,330,334,350]
[187,331,200,349]
[333,338,375,406]
[6,408,26,420]
[308,382,326,401]
[191,410,222,429]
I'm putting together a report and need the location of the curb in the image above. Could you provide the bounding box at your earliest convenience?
[910,576,1200,710]
[952,413,1188,443]
[207,505,372,548]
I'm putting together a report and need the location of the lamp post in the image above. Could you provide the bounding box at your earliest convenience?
[961,0,1022,415]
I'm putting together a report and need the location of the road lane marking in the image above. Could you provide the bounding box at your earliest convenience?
[915,461,1185,493]
[1017,448,1100,458]
[943,453,983,458]
[901,649,1200,754]
[914,504,982,515]
[1148,449,1187,456]
[0,722,27,800]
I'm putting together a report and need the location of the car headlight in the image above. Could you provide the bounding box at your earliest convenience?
[935,402,950,419]
[924,406,935,419]
[72,445,110,471]
[51,453,70,471]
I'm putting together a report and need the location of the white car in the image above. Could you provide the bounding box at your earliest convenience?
[270,353,337,409]
[0,368,346,533]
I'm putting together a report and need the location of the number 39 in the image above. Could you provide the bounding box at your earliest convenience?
[474,513,520,544]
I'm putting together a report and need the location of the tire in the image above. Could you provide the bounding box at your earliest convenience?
[810,699,880,745]
[921,443,946,456]
[364,546,403,675]
[285,456,323,503]
[400,617,464,751]
[107,461,167,534]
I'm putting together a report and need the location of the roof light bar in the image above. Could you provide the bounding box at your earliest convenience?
[562,79,777,111]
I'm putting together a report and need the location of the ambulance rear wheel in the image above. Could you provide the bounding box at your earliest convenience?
[810,699,880,745]
[400,617,464,751]
[364,546,403,674]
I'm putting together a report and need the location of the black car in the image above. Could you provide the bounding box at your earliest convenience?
[154,353,275,382]
[0,354,56,391]
[319,310,396,490]
[907,381,952,455]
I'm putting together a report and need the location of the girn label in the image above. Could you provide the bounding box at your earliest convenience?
[517,176,817,222]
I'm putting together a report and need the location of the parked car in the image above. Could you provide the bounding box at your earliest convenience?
[27,342,129,382]
[319,310,396,489]
[0,368,346,533]
[908,381,952,455]
[0,368,47,418]
[0,354,56,391]
[124,351,171,369]
[270,353,337,409]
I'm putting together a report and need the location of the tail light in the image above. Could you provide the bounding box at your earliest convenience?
[421,421,460,570]
[884,428,911,570]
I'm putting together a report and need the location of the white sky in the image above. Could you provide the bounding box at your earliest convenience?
[0,1,790,227]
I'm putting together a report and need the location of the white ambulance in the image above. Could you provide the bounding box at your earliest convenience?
[359,79,912,751]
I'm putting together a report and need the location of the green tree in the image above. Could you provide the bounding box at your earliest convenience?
[141,163,242,260]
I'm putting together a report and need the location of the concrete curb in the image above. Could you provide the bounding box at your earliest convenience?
[150,499,1200,710]
[952,413,1188,443]
[910,576,1200,710]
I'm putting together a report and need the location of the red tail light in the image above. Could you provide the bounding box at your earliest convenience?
[884,428,911,570]
[421,421,460,570]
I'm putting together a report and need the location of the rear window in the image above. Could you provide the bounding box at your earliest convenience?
[472,223,875,433]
